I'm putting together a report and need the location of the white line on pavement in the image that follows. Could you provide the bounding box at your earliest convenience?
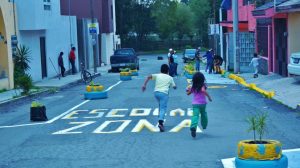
[0,81,123,129]
[105,81,122,91]
[0,122,46,129]
[46,100,90,124]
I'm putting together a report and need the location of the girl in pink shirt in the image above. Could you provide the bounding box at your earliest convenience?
[186,72,212,138]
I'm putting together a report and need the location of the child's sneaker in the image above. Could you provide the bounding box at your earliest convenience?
[190,128,196,138]
[158,124,164,132]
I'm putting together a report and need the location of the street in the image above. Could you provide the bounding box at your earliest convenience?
[0,55,300,168]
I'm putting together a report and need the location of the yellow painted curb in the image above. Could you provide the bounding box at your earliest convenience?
[225,71,275,99]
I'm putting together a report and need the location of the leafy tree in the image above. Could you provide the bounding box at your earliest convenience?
[175,3,195,43]
[116,0,134,42]
[131,2,156,49]
[151,0,178,40]
[189,0,211,47]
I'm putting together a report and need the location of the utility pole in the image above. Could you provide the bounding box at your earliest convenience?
[233,0,239,73]
[219,8,224,69]
[90,0,98,73]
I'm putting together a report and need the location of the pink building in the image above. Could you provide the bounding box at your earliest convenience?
[252,0,289,76]
[221,0,256,32]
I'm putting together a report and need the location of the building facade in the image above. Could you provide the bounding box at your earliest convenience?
[277,1,300,61]
[60,0,119,69]
[220,0,256,73]
[252,0,289,76]
[15,0,78,81]
[0,1,15,89]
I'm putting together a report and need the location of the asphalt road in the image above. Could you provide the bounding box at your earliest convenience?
[0,54,300,168]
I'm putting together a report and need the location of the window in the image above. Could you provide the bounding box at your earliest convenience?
[243,0,255,6]
[43,0,51,10]
[44,4,51,10]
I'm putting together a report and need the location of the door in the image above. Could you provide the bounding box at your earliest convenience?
[40,37,47,78]
[274,19,288,77]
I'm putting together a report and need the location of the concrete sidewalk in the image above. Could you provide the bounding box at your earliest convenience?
[237,73,300,110]
[0,66,110,104]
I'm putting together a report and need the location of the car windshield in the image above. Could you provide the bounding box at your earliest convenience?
[185,49,196,54]
[115,49,134,56]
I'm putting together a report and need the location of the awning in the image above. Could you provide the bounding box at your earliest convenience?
[276,0,300,13]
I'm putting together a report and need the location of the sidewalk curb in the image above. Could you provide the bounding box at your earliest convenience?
[0,73,101,107]
[221,71,299,110]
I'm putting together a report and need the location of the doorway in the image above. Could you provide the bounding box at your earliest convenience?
[274,18,288,77]
[40,37,47,78]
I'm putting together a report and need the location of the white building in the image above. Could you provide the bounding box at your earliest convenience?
[15,0,78,81]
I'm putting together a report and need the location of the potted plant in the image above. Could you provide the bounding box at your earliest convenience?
[86,81,104,92]
[129,65,138,76]
[84,81,107,100]
[235,112,288,167]
[119,68,132,81]
[184,63,196,79]
[30,101,48,121]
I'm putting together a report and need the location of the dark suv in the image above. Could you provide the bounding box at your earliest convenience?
[183,49,196,63]
[110,48,139,71]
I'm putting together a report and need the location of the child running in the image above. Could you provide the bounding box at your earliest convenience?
[186,72,212,138]
[142,64,177,132]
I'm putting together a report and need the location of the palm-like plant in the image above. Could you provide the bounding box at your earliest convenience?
[247,112,268,143]
[14,45,31,72]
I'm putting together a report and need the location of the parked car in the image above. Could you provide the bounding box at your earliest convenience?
[288,52,300,79]
[183,49,196,63]
[110,48,139,72]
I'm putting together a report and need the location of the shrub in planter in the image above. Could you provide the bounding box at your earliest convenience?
[235,112,287,168]
[84,81,107,99]
[86,81,104,92]
[30,101,48,121]
[119,68,132,81]
[130,69,138,76]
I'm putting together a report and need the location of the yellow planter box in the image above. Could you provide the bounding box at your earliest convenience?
[237,140,282,160]
[86,85,104,92]
[120,72,131,76]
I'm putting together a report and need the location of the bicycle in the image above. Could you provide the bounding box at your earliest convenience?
[80,62,92,83]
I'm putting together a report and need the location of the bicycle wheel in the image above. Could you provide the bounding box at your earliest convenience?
[81,70,92,83]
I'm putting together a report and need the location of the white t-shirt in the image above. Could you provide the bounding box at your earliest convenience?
[152,73,176,94]
[250,57,259,67]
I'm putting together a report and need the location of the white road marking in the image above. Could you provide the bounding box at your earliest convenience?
[0,122,46,129]
[0,81,123,129]
[46,100,90,123]
[105,81,122,91]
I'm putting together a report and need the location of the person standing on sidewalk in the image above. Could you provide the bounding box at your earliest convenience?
[173,50,179,76]
[168,50,176,77]
[203,49,214,74]
[69,47,77,74]
[58,52,65,77]
[195,47,201,71]
[186,72,212,138]
[142,64,177,132]
[249,53,260,78]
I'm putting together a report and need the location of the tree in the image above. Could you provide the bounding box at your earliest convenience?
[116,0,134,42]
[189,0,211,47]
[174,3,195,44]
[151,0,178,40]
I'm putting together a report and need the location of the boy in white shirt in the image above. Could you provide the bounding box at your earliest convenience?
[142,64,177,132]
[249,53,260,78]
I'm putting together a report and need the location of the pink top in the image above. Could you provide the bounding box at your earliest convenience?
[190,86,207,105]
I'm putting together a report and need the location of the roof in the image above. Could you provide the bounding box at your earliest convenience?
[276,0,300,12]
[252,0,287,16]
